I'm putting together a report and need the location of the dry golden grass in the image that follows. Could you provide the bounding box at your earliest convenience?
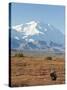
[10,55,65,87]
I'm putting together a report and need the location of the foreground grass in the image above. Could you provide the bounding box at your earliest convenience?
[11,55,65,87]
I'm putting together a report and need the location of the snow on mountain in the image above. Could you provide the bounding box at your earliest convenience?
[12,24,23,32]
[14,36,20,40]
[11,20,64,52]
[12,21,43,36]
[28,39,34,42]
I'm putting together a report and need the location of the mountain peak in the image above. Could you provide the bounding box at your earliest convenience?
[11,21,64,51]
[26,21,37,25]
[12,21,44,36]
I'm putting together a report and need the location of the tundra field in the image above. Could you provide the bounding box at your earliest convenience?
[10,53,65,87]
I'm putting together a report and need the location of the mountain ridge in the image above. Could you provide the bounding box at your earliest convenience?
[10,21,64,52]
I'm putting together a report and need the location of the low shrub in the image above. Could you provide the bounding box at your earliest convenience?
[46,56,52,60]
[15,53,24,57]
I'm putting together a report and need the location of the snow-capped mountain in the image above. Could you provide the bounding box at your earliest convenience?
[10,21,64,52]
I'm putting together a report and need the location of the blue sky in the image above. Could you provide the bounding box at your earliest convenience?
[11,3,65,33]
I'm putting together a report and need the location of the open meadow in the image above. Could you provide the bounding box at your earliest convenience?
[10,53,65,87]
